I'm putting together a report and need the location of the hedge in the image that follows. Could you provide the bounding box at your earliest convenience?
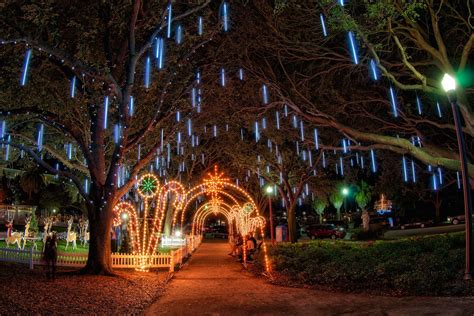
[269,233,474,296]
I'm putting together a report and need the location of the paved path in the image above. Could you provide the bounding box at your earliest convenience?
[146,241,474,316]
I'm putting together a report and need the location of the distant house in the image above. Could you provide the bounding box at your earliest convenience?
[0,204,36,225]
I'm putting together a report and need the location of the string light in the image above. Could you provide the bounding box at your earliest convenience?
[299,121,304,141]
[220,68,226,87]
[222,2,229,32]
[348,32,358,64]
[313,128,319,150]
[389,86,398,118]
[175,24,183,44]
[370,59,378,80]
[167,3,173,38]
[436,101,443,118]
[238,68,244,80]
[144,56,151,88]
[320,14,328,37]
[262,84,269,104]
[339,157,344,176]
[129,96,134,117]
[114,124,121,144]
[4,135,11,160]
[103,96,109,129]
[157,38,165,69]
[21,49,32,86]
[70,76,76,98]
[402,155,408,182]
[254,121,260,142]
[37,123,44,152]
[370,149,377,172]
[416,94,423,115]
[198,16,203,35]
[0,121,6,140]
[275,111,280,130]
[67,143,73,160]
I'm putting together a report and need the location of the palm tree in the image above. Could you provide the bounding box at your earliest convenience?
[329,191,344,220]
[313,197,328,223]
[355,181,372,231]
[19,169,45,201]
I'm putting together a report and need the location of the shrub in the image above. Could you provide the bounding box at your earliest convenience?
[350,228,385,240]
[269,233,472,296]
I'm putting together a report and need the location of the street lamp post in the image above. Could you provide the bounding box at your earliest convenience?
[442,73,473,280]
[342,187,349,214]
[265,185,275,246]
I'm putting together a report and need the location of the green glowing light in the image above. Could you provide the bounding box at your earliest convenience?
[140,177,157,194]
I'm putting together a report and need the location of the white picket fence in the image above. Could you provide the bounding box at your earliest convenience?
[0,234,203,272]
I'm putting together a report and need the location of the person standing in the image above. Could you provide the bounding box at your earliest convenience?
[43,232,58,280]
[111,227,117,252]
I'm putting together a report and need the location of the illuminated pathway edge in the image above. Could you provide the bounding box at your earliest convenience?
[145,241,474,315]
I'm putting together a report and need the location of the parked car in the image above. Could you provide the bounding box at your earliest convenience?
[447,214,474,225]
[400,218,434,229]
[324,220,348,229]
[306,224,346,239]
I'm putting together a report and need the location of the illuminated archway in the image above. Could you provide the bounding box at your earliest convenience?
[113,166,270,272]
[173,166,261,232]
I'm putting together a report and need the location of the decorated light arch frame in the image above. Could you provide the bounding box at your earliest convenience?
[191,200,234,236]
[113,174,187,271]
[175,187,246,232]
[189,198,270,271]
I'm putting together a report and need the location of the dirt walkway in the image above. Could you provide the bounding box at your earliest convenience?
[146,241,474,315]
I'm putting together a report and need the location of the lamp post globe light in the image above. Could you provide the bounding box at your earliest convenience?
[266,185,274,195]
[441,74,456,92]
[342,187,349,196]
[264,185,275,246]
[442,73,473,280]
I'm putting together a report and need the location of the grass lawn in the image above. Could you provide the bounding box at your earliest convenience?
[0,240,89,253]
[0,239,176,255]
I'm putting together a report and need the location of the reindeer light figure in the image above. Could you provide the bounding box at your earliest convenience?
[21,217,35,250]
[65,217,77,250]
[5,220,21,248]
[79,218,89,246]
[42,217,55,251]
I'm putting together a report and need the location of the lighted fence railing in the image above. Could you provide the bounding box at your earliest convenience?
[0,234,203,271]
[112,253,171,268]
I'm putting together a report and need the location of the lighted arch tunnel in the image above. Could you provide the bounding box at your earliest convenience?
[112,166,271,272]
[188,197,270,272]
[172,166,261,233]
[191,198,235,236]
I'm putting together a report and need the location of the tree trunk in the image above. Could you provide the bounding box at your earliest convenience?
[287,203,297,243]
[337,208,341,220]
[81,203,114,275]
[434,192,442,223]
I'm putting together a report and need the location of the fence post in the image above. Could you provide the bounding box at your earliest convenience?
[170,250,175,272]
[29,247,34,270]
